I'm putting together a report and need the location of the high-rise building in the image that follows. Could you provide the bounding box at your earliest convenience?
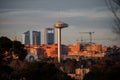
[32,31,41,45]
[44,28,55,45]
[22,31,30,45]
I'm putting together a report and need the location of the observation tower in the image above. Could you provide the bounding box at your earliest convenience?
[54,21,68,63]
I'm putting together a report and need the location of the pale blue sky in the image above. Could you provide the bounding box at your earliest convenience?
[0,0,119,46]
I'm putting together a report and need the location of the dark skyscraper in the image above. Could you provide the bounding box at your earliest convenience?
[44,28,55,45]
[22,31,30,45]
[32,31,41,45]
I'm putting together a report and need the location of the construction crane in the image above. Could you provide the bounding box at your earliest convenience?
[79,32,95,54]
[79,32,94,45]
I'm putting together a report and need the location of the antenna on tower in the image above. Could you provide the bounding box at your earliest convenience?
[58,8,61,21]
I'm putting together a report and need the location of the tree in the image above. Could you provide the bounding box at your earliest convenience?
[83,57,120,80]
[0,36,12,52]
[13,41,27,61]
[0,65,13,80]
[106,0,120,35]
[61,58,82,74]
[10,62,75,80]
[0,37,27,63]
[0,37,13,64]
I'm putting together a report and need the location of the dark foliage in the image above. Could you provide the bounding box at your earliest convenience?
[106,0,120,35]
[0,36,13,52]
[10,62,75,80]
[83,53,120,80]
[0,37,13,64]
[13,41,27,61]
[0,36,27,63]
[0,65,13,80]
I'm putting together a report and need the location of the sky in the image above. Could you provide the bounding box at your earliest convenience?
[0,0,119,46]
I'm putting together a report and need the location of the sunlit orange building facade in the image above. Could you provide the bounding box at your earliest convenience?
[68,43,107,58]
[25,43,107,59]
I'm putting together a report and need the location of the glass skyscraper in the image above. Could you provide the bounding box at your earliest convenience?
[32,31,41,45]
[22,31,30,45]
[44,28,55,45]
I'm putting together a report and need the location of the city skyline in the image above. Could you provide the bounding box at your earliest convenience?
[0,0,119,46]
[22,30,41,45]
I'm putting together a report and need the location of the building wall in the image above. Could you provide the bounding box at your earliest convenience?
[86,44,102,52]
[68,43,106,58]
[68,43,81,55]
[25,43,107,60]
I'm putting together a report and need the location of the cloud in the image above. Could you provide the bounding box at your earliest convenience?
[0,8,112,26]
[0,0,118,46]
[0,0,106,10]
